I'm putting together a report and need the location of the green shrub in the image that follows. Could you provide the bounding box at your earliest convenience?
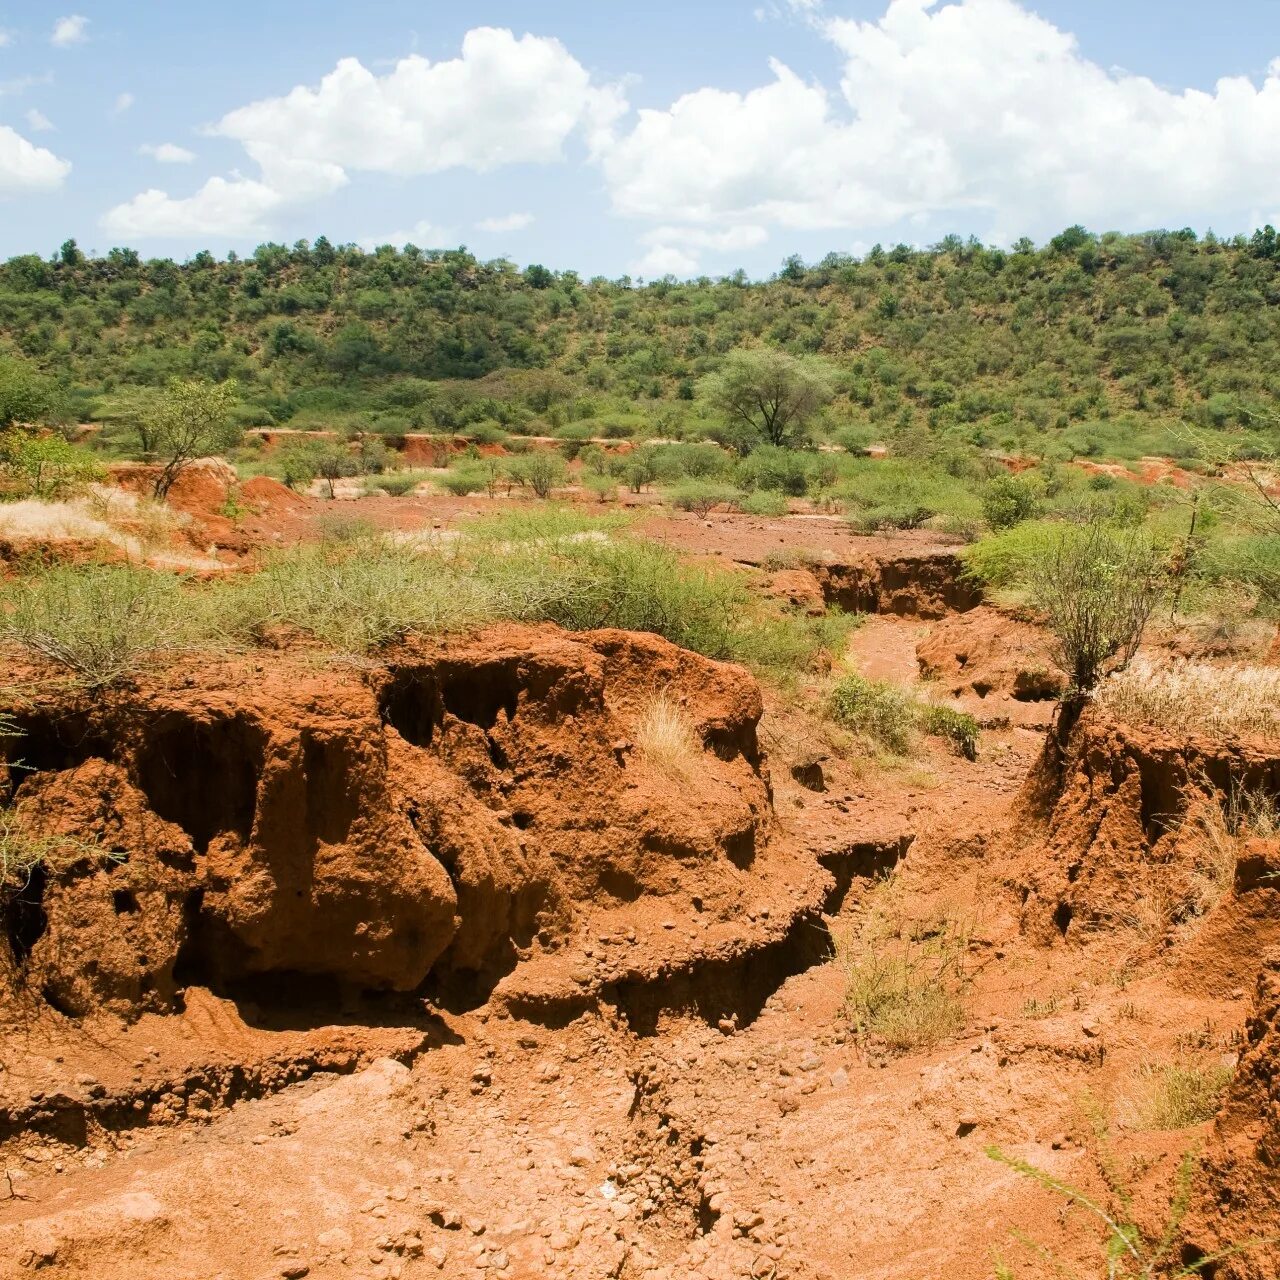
[3,563,198,686]
[438,465,486,497]
[981,472,1043,529]
[735,446,813,496]
[830,673,980,757]
[667,481,742,516]
[367,471,425,497]
[828,674,917,753]
[738,490,789,517]
[506,452,566,498]
[839,459,982,533]
[918,703,980,760]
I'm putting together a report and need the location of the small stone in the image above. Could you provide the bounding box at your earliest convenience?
[829,1068,849,1089]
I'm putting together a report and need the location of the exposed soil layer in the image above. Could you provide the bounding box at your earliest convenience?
[2,550,1279,1278]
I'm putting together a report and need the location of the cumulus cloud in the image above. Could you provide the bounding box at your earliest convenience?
[601,0,1280,241]
[633,224,769,277]
[139,142,196,164]
[105,26,624,238]
[25,108,54,133]
[101,177,281,239]
[477,212,535,233]
[0,124,71,193]
[631,244,700,278]
[51,15,88,47]
[358,218,453,251]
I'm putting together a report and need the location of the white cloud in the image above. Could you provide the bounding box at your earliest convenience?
[113,91,135,115]
[477,211,534,233]
[25,108,54,133]
[0,30,12,48]
[358,218,453,251]
[106,26,625,238]
[101,177,282,239]
[0,73,54,98]
[51,15,88,47]
[641,224,769,252]
[631,244,700,278]
[140,142,196,164]
[0,124,71,193]
[600,0,1280,240]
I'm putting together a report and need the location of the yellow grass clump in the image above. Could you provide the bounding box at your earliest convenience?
[1094,657,1280,739]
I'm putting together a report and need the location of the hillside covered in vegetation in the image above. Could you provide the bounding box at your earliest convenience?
[3,226,1279,462]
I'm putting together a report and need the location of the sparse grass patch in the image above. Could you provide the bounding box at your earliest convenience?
[1128,1058,1234,1130]
[828,674,917,754]
[828,673,980,758]
[634,693,702,779]
[1095,658,1280,739]
[836,875,971,1053]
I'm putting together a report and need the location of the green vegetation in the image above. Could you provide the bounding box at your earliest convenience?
[5,563,197,686]
[988,1129,1262,1279]
[0,511,855,683]
[144,377,241,498]
[828,673,980,758]
[0,229,1277,466]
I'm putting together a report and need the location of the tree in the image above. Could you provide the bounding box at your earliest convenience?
[698,348,835,450]
[145,378,241,500]
[312,441,359,498]
[0,429,100,499]
[0,358,59,430]
[1027,522,1166,693]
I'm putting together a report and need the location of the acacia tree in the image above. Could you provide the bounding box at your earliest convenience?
[698,348,835,452]
[1027,522,1166,694]
[145,378,241,499]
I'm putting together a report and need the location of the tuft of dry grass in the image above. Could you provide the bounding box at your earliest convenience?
[1095,657,1280,739]
[836,875,972,1053]
[634,693,703,779]
[1126,1057,1234,1131]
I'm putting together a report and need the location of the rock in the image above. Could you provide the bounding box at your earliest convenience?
[790,760,826,793]
[829,1068,849,1089]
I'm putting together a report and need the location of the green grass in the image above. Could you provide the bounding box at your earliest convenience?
[1,513,855,684]
[828,672,980,758]
[3,563,199,687]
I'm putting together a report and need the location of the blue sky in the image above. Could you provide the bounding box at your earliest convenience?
[1,1,1278,277]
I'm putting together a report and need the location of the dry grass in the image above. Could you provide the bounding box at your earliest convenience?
[1126,1057,1234,1131]
[634,693,703,779]
[1095,657,1280,739]
[836,875,972,1053]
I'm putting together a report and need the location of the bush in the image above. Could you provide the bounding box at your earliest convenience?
[507,452,566,498]
[3,563,197,686]
[735,446,813,496]
[828,674,917,753]
[438,465,486,497]
[839,459,982,533]
[830,673,980,757]
[738,490,789,517]
[582,474,617,503]
[667,481,742,517]
[981,472,1042,529]
[1026,522,1167,691]
[368,471,425,497]
[918,702,980,760]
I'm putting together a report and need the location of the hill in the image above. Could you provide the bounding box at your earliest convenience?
[2,225,1279,462]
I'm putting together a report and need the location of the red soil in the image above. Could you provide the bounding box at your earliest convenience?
[1,503,1279,1280]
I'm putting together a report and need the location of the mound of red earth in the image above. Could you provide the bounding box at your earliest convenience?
[1184,955,1280,1279]
[1006,708,1280,951]
[916,604,1063,701]
[0,625,822,1029]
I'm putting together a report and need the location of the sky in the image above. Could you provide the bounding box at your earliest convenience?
[1,0,1279,278]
